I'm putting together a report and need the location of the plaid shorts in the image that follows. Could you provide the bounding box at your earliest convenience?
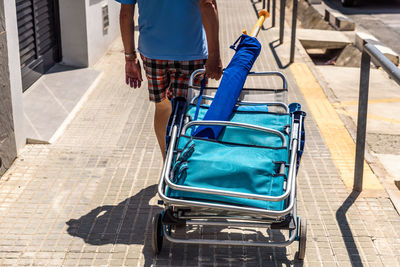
[141,54,206,103]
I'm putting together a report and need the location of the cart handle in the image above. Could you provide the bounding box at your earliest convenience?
[249,9,269,38]
[182,120,287,148]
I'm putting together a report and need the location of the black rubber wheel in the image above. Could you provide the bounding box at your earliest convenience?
[297,218,307,260]
[152,213,163,255]
[341,0,355,7]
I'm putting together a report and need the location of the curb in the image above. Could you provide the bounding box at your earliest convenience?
[324,8,355,31]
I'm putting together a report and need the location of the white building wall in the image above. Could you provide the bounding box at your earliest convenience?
[3,0,25,153]
[86,0,121,66]
[58,0,120,67]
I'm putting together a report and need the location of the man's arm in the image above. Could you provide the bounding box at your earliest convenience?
[199,0,223,80]
[120,4,142,88]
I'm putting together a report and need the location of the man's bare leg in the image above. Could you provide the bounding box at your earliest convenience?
[154,98,171,160]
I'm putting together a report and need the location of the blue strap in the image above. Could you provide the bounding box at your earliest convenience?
[193,76,206,121]
[230,35,244,51]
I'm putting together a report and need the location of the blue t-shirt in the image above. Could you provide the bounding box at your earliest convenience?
[117,0,208,61]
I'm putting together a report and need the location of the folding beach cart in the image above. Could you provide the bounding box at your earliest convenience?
[152,11,307,261]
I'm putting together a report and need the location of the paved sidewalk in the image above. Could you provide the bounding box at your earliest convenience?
[1,0,400,266]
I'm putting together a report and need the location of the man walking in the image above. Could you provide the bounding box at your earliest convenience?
[117,0,223,157]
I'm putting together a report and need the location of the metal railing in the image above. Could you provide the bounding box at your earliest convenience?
[289,0,298,63]
[354,42,400,191]
[261,0,276,27]
[279,0,286,44]
[262,0,298,63]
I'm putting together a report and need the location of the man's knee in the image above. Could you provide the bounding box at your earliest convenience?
[155,98,171,113]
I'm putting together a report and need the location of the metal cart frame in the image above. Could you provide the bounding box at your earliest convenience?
[152,69,307,260]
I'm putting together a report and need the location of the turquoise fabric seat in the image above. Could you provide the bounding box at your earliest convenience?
[186,104,291,148]
[166,104,291,211]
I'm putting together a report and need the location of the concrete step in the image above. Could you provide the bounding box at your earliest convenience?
[23,64,101,143]
[297,29,351,50]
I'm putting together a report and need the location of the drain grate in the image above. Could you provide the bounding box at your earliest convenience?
[306,48,344,65]
[304,44,362,68]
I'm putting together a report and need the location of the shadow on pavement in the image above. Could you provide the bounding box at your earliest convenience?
[66,184,301,266]
[336,190,363,266]
[269,39,291,69]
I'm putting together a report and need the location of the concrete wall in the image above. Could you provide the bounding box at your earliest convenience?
[3,0,25,154]
[0,0,18,176]
[58,0,120,67]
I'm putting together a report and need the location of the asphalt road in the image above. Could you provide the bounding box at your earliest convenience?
[322,0,400,55]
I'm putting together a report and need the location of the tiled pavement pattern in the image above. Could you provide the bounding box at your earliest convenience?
[1,0,400,266]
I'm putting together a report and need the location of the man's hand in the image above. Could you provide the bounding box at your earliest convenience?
[200,0,223,80]
[125,58,143,88]
[205,54,223,80]
[120,4,141,88]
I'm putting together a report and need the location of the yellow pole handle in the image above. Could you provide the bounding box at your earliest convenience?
[249,9,270,37]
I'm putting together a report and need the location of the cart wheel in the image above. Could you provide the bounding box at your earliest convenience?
[297,218,307,260]
[152,213,163,255]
